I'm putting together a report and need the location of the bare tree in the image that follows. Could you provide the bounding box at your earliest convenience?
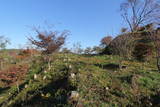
[61,48,71,53]
[121,27,128,33]
[84,47,92,54]
[0,36,10,70]
[72,42,83,54]
[120,0,160,32]
[0,36,10,50]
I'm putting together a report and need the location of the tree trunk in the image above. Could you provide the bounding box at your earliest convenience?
[0,61,3,70]
[157,56,160,72]
[48,57,51,70]
[48,61,51,70]
[16,82,19,93]
[119,57,123,70]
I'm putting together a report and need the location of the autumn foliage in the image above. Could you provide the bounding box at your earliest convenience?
[0,64,29,86]
[28,29,68,55]
[15,49,38,60]
[100,36,113,47]
[19,49,38,56]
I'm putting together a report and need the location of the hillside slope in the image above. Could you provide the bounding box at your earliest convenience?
[0,54,160,107]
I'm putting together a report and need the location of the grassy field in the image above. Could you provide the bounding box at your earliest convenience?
[0,53,160,107]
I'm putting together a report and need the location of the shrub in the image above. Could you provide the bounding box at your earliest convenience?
[133,43,152,61]
[101,46,113,55]
[18,49,38,57]
[149,29,160,72]
[100,36,113,48]
[0,65,29,86]
[110,34,136,69]
[28,28,68,70]
[28,29,68,55]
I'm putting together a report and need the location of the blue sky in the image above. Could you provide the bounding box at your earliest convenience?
[0,0,125,49]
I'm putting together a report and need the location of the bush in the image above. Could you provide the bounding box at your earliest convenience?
[0,65,29,86]
[133,43,152,61]
[101,46,113,55]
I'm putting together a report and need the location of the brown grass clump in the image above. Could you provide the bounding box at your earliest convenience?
[0,64,29,87]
